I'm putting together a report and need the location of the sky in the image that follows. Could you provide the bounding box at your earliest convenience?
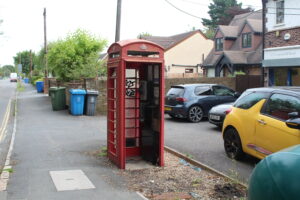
[0,0,262,66]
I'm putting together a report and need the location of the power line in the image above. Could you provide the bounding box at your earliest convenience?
[164,0,202,19]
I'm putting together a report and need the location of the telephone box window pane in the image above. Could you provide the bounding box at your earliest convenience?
[126,69,136,78]
[109,52,120,58]
[148,65,153,81]
[127,51,159,58]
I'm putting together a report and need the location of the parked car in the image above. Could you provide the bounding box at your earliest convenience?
[223,87,300,160]
[10,73,17,82]
[208,102,234,128]
[164,84,240,122]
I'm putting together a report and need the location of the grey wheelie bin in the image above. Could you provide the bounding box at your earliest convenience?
[85,90,99,116]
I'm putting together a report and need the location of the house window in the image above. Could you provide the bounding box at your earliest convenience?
[276,0,284,24]
[185,68,193,73]
[215,38,223,51]
[242,33,252,48]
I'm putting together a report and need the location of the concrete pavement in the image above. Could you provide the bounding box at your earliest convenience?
[4,84,143,200]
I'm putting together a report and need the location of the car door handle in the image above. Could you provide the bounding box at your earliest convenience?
[257,119,267,125]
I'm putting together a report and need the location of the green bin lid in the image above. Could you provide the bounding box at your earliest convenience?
[49,87,66,91]
[248,144,300,200]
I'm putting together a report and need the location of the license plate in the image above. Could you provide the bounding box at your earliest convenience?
[164,107,172,111]
[210,114,220,120]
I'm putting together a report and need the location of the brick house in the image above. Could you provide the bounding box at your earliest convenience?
[262,0,300,86]
[203,10,263,77]
[142,30,213,77]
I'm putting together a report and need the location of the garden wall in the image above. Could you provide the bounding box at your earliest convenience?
[47,77,235,115]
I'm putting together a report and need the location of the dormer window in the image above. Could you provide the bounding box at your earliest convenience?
[215,38,223,51]
[242,33,252,48]
[276,0,284,24]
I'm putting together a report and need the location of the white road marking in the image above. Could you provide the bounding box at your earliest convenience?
[0,94,17,191]
[0,99,11,142]
[49,170,95,191]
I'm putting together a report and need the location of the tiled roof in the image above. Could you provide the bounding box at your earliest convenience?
[247,19,262,33]
[230,10,262,33]
[203,10,262,67]
[142,30,206,50]
[219,26,239,38]
[224,51,247,64]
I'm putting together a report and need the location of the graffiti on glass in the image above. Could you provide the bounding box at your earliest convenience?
[126,79,136,97]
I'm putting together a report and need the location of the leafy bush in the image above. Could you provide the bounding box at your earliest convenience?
[31,75,43,85]
[48,29,107,82]
[228,71,246,77]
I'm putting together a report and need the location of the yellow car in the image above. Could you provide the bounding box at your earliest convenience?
[222,87,300,160]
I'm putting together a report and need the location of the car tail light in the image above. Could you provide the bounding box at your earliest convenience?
[176,97,187,102]
[225,107,233,115]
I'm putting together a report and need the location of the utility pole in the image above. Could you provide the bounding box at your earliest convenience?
[43,8,48,77]
[18,54,22,75]
[30,50,32,78]
[115,0,122,42]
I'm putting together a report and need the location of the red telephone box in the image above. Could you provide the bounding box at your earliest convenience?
[107,39,165,169]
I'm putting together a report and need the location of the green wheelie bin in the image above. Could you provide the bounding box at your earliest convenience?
[49,87,66,111]
[248,144,300,200]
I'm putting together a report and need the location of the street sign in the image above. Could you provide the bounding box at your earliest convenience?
[18,64,22,74]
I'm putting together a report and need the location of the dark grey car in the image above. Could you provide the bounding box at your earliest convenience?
[165,84,239,122]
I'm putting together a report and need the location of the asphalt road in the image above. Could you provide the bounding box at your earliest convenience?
[0,79,16,126]
[0,79,16,171]
[165,115,259,183]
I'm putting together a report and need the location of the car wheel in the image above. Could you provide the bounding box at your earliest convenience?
[217,124,223,130]
[168,114,176,119]
[223,128,245,160]
[188,105,203,123]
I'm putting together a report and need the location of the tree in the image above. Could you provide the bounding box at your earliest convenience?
[202,28,215,39]
[33,48,46,71]
[137,32,152,39]
[48,29,107,81]
[0,65,15,77]
[202,0,251,30]
[13,51,35,75]
[218,6,253,25]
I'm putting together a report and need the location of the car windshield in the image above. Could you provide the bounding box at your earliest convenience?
[234,92,269,109]
[167,87,184,97]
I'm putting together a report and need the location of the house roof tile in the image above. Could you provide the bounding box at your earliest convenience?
[203,10,262,68]
[142,30,206,50]
[218,26,239,38]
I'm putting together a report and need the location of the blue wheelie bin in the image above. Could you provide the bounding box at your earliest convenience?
[24,78,29,84]
[69,89,86,115]
[36,81,44,93]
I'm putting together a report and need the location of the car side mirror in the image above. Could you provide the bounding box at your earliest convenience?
[286,118,300,130]
[234,92,241,98]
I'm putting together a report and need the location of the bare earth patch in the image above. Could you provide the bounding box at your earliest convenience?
[120,152,247,200]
